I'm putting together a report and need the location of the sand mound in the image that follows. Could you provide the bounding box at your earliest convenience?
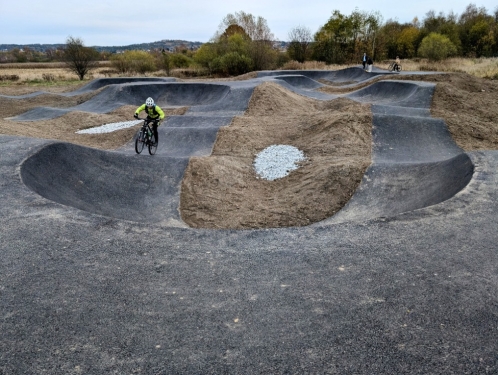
[180,82,372,229]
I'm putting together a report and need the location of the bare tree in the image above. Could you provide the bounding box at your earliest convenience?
[216,11,274,42]
[63,36,99,80]
[287,25,313,62]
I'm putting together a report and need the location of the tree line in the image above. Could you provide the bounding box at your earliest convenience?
[307,4,498,64]
[3,4,497,80]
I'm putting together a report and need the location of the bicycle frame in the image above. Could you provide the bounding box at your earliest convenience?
[135,117,159,155]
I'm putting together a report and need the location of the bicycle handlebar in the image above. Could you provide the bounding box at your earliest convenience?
[135,117,161,123]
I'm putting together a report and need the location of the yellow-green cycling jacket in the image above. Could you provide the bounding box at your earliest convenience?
[135,104,165,120]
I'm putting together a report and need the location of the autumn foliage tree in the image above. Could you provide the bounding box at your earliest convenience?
[194,11,278,76]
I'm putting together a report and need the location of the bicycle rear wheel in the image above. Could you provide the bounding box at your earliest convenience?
[396,64,402,72]
[148,133,157,155]
[135,130,145,154]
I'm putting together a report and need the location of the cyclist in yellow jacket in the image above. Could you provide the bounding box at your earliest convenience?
[134,97,165,146]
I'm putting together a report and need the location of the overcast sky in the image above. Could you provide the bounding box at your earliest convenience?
[1,1,497,46]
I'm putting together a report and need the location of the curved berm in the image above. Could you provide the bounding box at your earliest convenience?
[20,142,189,225]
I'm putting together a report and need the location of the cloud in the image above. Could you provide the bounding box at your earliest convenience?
[1,0,497,45]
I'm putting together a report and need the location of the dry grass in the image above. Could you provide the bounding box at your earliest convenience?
[281,57,498,79]
[280,60,351,71]
[0,61,112,69]
[380,57,498,79]
[0,57,497,85]
[0,66,126,83]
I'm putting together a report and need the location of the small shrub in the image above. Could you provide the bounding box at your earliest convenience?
[281,60,303,70]
[42,73,56,82]
[110,50,156,74]
[220,52,252,76]
[276,52,291,68]
[170,53,192,68]
[418,65,439,71]
[486,72,498,80]
[209,52,253,76]
[171,67,207,78]
[417,33,457,61]
[0,74,20,81]
[100,69,119,77]
[301,61,328,69]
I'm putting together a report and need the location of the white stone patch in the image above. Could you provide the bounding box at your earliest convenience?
[254,145,307,181]
[76,120,142,134]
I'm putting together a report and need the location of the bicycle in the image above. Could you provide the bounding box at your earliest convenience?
[387,62,402,72]
[135,118,158,155]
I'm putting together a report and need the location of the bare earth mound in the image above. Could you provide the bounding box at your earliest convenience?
[180,82,372,229]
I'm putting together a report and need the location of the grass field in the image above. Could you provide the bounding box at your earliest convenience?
[0,57,497,86]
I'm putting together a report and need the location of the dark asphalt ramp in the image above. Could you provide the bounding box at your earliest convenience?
[372,114,464,163]
[11,82,232,121]
[345,80,434,108]
[258,67,386,82]
[154,127,220,157]
[272,74,324,89]
[0,77,176,99]
[165,115,233,128]
[321,108,474,224]
[20,142,189,225]
[66,77,176,96]
[328,154,474,222]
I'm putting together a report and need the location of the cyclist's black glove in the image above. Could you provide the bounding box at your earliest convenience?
[134,113,138,119]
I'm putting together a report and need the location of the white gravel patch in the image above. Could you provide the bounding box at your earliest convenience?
[76,120,142,134]
[254,145,307,181]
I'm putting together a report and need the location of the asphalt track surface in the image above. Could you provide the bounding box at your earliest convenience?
[1,67,497,374]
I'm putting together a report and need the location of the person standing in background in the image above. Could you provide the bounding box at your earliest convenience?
[367,56,374,72]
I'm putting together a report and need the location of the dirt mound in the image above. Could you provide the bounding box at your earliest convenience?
[180,82,372,229]
[319,71,498,151]
[427,73,498,151]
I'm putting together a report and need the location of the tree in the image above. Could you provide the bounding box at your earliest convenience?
[193,43,220,73]
[417,32,457,60]
[377,20,404,59]
[312,10,350,64]
[420,10,461,54]
[312,9,382,64]
[397,26,420,58]
[216,11,274,42]
[63,36,99,80]
[215,11,277,71]
[458,4,495,57]
[287,26,313,62]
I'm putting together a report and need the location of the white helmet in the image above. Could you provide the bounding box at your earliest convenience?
[145,97,155,106]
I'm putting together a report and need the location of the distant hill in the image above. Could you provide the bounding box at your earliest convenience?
[1,39,289,53]
[0,40,204,53]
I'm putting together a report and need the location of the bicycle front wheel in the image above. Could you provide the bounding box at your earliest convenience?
[135,131,145,154]
[148,133,157,155]
[396,64,402,72]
